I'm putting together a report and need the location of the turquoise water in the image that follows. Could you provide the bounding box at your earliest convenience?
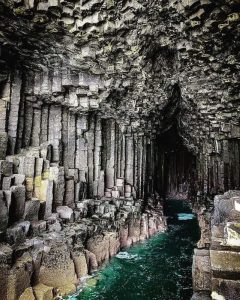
[70,200,200,300]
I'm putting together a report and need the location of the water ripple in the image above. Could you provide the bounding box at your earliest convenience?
[69,200,200,300]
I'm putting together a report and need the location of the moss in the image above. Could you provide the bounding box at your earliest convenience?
[33,14,49,25]
[13,6,27,15]
[228,13,240,22]
[86,275,100,287]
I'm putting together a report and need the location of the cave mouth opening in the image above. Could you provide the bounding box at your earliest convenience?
[156,124,197,201]
[149,83,197,202]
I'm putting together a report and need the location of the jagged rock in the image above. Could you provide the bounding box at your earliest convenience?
[86,234,110,264]
[0,244,13,264]
[213,194,235,225]
[6,221,30,246]
[0,161,13,177]
[30,220,47,236]
[56,206,73,221]
[225,222,240,246]
[47,214,62,232]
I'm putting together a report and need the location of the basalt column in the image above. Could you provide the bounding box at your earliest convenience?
[101,120,149,199]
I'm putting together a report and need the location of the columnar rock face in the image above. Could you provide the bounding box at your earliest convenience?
[192,191,240,300]
[0,0,239,299]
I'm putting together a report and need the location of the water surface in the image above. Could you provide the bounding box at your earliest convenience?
[70,200,200,300]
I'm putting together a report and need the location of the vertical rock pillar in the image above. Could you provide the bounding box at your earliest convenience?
[0,78,10,159]
[93,115,103,197]
[7,71,22,154]
[125,129,134,187]
[105,119,116,189]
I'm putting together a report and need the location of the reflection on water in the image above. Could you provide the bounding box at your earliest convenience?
[69,200,200,300]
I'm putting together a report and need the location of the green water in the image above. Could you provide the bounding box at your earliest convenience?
[70,200,200,300]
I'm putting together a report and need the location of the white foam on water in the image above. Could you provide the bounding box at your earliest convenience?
[116,251,138,260]
[80,274,93,282]
[177,213,195,220]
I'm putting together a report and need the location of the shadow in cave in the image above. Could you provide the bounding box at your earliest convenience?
[151,83,197,201]
[156,124,197,200]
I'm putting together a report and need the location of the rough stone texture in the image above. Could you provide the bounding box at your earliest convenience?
[192,249,211,292]
[193,191,240,299]
[0,0,239,298]
[19,288,35,300]
[212,278,240,300]
[33,283,54,300]
[39,244,77,287]
[0,186,165,298]
[0,190,8,233]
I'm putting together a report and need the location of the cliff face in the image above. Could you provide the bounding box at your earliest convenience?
[0,0,240,299]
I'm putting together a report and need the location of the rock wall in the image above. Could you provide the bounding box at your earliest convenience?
[192,191,240,300]
[0,153,166,299]
[0,74,167,298]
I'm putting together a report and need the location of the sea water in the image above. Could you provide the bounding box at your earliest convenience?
[69,200,200,300]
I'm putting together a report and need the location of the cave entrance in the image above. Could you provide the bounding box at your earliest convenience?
[154,124,196,200]
[148,83,197,200]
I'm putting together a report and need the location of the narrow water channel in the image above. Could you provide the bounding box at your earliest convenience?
[69,200,200,300]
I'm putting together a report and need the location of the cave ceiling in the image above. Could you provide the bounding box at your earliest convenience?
[0,0,239,153]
